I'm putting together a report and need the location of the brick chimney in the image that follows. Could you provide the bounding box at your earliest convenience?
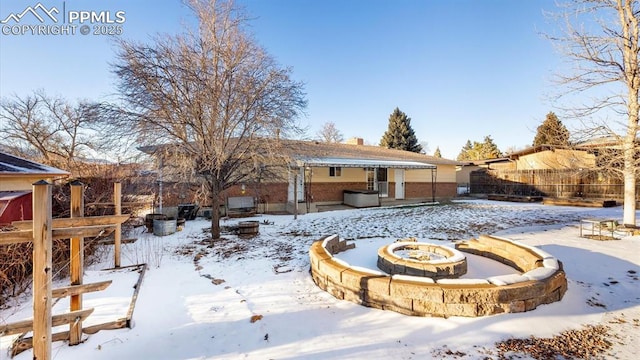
[345,137,364,145]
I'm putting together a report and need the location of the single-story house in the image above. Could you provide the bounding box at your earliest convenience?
[506,145,596,170]
[140,138,462,214]
[0,151,69,224]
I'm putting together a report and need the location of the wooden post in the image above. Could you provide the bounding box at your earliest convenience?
[293,170,298,220]
[114,182,122,268]
[32,180,52,360]
[69,180,84,345]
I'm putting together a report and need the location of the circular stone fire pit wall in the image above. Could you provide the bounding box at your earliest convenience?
[377,242,467,279]
[309,235,567,317]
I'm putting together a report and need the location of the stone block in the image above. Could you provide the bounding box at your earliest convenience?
[404,263,425,277]
[342,288,365,304]
[542,270,567,293]
[325,279,344,300]
[445,303,478,317]
[361,275,391,296]
[382,296,414,315]
[413,299,447,317]
[341,268,389,294]
[496,281,544,302]
[390,278,444,302]
[524,297,541,311]
[310,271,326,290]
[318,258,346,283]
[363,290,392,310]
[476,303,506,316]
[442,284,499,304]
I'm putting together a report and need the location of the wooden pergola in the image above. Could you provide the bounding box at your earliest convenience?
[0,181,140,359]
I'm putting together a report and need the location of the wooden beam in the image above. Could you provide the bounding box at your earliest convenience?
[126,263,147,327]
[0,308,95,336]
[10,331,72,357]
[52,225,114,240]
[4,309,94,336]
[86,201,149,207]
[0,226,123,245]
[0,230,33,245]
[52,280,112,299]
[69,180,85,345]
[12,215,130,230]
[10,319,128,356]
[82,318,127,334]
[95,238,137,245]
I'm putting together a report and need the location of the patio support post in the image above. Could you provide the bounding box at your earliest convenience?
[114,182,122,268]
[69,180,85,345]
[32,180,52,359]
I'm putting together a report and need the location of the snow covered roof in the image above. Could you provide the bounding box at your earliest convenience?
[299,157,436,169]
[0,152,69,177]
[0,191,31,201]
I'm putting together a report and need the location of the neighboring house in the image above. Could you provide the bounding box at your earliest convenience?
[0,151,69,224]
[456,158,510,193]
[468,144,635,199]
[506,145,596,170]
[140,138,461,214]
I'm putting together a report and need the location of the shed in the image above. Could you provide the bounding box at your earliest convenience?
[0,191,32,225]
[0,151,69,224]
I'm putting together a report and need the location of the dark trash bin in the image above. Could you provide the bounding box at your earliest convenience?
[178,204,199,220]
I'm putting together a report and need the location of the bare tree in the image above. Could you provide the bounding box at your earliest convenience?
[549,0,639,226]
[0,90,103,172]
[111,0,306,239]
[316,122,344,143]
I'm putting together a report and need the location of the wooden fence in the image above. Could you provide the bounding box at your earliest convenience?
[0,182,132,359]
[470,169,638,199]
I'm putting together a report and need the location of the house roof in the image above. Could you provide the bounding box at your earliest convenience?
[138,139,461,168]
[506,144,590,159]
[299,157,436,169]
[459,157,511,166]
[0,152,70,177]
[284,140,460,167]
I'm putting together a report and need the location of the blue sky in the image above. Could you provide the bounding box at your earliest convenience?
[0,0,565,159]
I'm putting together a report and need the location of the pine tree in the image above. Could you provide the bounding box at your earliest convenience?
[380,107,422,153]
[456,136,501,160]
[433,147,442,158]
[480,135,502,159]
[533,112,570,146]
[456,140,473,161]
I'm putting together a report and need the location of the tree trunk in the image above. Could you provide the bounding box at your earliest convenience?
[210,180,221,239]
[623,104,638,226]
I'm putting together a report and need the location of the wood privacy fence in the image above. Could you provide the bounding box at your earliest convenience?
[470,169,639,199]
[0,181,130,359]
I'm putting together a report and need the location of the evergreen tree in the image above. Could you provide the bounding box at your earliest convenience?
[533,112,570,146]
[380,107,422,153]
[480,135,502,159]
[456,136,502,160]
[433,147,442,158]
[456,140,473,161]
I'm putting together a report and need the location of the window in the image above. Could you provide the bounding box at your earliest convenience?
[329,166,342,177]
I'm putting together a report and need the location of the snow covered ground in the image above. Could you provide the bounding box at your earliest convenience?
[1,199,639,359]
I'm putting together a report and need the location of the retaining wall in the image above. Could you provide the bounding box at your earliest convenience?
[309,234,567,317]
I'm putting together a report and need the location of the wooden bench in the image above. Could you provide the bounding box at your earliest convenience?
[226,196,256,218]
